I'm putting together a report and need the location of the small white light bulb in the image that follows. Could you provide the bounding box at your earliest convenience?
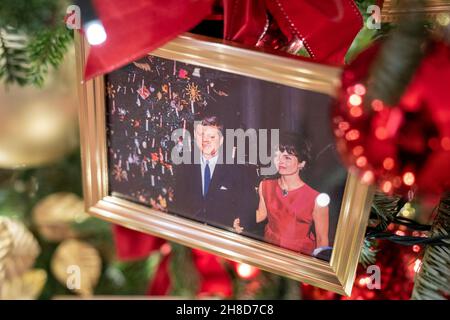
[85,20,107,45]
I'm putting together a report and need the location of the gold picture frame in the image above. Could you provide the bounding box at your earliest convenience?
[381,0,450,23]
[75,32,374,296]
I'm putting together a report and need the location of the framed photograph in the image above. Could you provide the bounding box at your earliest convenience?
[75,33,373,296]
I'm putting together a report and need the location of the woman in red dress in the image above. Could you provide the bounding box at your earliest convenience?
[256,134,330,256]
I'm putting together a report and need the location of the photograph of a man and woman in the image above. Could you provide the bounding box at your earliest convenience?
[106,55,347,262]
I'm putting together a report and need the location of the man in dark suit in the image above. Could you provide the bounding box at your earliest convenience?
[171,115,260,236]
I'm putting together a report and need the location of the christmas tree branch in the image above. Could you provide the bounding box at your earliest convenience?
[411,194,450,300]
[27,26,72,86]
[359,0,428,268]
[370,191,404,231]
[366,0,428,106]
[0,0,72,86]
[0,28,29,85]
[360,238,379,267]
[169,244,200,297]
[359,191,402,266]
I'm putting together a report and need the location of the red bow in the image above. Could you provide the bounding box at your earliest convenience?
[113,225,233,297]
[85,0,362,80]
[85,0,214,80]
[223,0,362,65]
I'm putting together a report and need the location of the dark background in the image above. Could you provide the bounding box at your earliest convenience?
[105,54,347,249]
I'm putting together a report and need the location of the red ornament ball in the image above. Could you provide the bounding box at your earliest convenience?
[333,41,450,196]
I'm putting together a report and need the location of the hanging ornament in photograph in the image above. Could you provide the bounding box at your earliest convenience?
[137,79,150,100]
[178,69,189,79]
[192,68,201,78]
[185,82,202,102]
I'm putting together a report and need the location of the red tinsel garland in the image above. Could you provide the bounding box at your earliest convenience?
[333,41,450,196]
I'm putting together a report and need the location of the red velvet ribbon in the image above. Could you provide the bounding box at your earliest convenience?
[85,0,214,80]
[223,0,363,65]
[192,249,233,297]
[114,225,232,297]
[114,225,166,261]
[85,0,362,79]
[147,253,171,295]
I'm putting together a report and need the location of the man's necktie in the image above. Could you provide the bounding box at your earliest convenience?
[203,160,211,197]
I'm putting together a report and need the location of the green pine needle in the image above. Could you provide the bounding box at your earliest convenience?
[359,239,379,267]
[0,28,29,85]
[168,243,200,297]
[0,0,72,86]
[366,0,428,106]
[370,191,403,232]
[27,27,72,86]
[412,195,450,300]
[0,0,61,33]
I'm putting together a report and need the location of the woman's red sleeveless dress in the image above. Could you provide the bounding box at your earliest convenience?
[261,179,319,255]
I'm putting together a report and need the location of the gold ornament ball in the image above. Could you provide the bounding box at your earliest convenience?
[0,49,79,169]
[0,217,41,282]
[0,269,47,300]
[51,239,101,297]
[0,219,13,282]
[32,192,88,242]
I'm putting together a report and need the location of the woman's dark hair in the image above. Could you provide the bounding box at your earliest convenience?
[277,132,312,169]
